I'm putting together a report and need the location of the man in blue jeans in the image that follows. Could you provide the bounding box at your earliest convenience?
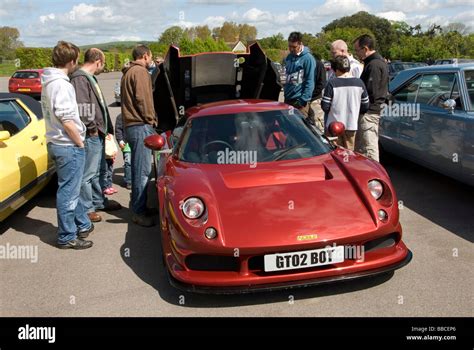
[41,41,93,249]
[71,48,121,223]
[121,45,157,227]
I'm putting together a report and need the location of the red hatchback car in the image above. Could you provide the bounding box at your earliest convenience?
[8,69,44,98]
[144,45,412,294]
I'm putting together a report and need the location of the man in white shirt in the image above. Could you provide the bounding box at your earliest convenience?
[327,40,362,79]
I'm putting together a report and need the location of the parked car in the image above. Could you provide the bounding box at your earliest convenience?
[142,44,412,294]
[8,69,44,98]
[114,81,121,105]
[380,63,474,186]
[434,58,474,65]
[0,93,55,222]
[388,61,427,80]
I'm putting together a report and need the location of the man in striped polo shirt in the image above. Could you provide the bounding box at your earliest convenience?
[321,56,370,150]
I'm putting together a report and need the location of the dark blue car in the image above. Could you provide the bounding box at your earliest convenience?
[380,63,474,186]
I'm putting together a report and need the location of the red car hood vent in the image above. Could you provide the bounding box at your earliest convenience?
[220,164,332,189]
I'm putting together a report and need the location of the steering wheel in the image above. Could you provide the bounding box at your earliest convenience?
[202,140,234,152]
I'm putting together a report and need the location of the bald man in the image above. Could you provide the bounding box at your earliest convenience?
[328,40,362,79]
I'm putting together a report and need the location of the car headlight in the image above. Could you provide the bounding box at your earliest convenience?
[368,180,384,200]
[182,197,205,219]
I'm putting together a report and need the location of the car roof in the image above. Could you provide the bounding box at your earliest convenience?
[13,69,44,72]
[390,63,474,91]
[186,99,290,118]
[0,93,43,119]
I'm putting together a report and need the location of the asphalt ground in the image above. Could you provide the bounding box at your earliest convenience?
[0,72,472,316]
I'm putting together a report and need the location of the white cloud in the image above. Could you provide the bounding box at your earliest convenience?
[188,0,248,4]
[242,8,273,22]
[377,11,407,22]
[204,16,226,27]
[445,0,474,6]
[383,0,442,11]
[318,0,370,16]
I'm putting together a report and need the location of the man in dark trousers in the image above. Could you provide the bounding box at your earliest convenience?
[71,48,121,225]
[121,45,157,227]
[353,34,389,162]
[308,54,327,132]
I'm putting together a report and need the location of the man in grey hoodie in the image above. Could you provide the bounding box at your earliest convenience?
[42,41,93,249]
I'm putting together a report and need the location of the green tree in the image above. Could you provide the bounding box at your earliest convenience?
[258,33,287,50]
[158,26,185,45]
[238,23,257,43]
[0,27,23,60]
[323,11,397,57]
[313,27,374,60]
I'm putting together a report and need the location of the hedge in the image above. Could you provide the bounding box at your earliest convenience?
[14,48,132,71]
[15,48,53,69]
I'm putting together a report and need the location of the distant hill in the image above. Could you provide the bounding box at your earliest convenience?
[79,41,153,51]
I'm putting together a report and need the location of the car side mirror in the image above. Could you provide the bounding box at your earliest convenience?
[0,131,11,141]
[144,134,166,151]
[442,99,456,113]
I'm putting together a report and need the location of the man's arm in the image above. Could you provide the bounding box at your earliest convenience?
[313,60,326,99]
[71,76,98,135]
[321,81,333,113]
[299,55,316,105]
[360,83,370,115]
[132,68,157,125]
[62,121,84,148]
[370,64,389,108]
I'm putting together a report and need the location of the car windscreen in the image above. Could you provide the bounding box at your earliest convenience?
[464,70,474,111]
[177,109,332,164]
[12,72,39,79]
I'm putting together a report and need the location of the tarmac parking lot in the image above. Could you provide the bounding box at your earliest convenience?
[0,72,472,317]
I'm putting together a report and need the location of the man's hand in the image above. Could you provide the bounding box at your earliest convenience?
[119,140,126,150]
[62,120,85,148]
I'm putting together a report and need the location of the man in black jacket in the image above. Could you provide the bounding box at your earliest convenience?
[308,55,326,132]
[71,48,121,223]
[353,34,388,162]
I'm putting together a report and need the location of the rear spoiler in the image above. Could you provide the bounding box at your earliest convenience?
[154,43,282,132]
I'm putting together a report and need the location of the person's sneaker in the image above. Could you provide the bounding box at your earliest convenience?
[132,214,156,227]
[87,212,102,222]
[125,183,132,190]
[77,223,95,239]
[103,188,114,195]
[98,200,122,212]
[57,238,93,250]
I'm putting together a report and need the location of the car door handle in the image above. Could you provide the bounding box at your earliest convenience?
[31,135,38,141]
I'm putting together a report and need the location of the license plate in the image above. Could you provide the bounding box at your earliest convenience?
[18,88,31,92]
[264,246,344,272]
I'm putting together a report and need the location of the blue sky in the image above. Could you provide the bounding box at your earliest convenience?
[1,0,473,47]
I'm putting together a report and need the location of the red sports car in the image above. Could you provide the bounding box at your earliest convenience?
[8,69,44,98]
[145,45,412,293]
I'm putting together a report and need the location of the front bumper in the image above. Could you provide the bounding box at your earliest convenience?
[168,249,412,294]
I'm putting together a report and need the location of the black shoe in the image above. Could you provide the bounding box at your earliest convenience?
[58,238,93,250]
[78,224,95,239]
[97,200,122,212]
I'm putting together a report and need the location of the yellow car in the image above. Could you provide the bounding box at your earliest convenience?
[0,93,55,222]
